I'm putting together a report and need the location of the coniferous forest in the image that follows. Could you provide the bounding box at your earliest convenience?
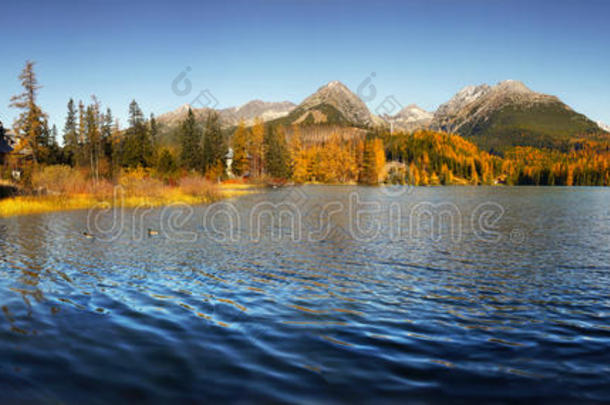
[1,61,609,204]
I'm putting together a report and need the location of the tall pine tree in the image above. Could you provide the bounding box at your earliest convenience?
[9,60,47,164]
[62,98,78,165]
[179,108,203,171]
[149,113,158,148]
[101,108,113,159]
[202,111,226,176]
[85,102,101,180]
[121,100,153,167]
[77,100,87,166]
[47,124,61,164]
[264,125,289,179]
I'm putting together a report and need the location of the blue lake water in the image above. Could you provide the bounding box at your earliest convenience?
[1,186,609,403]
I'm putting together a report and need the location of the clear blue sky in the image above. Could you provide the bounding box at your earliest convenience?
[1,0,609,133]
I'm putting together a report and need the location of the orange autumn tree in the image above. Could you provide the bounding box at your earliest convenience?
[289,126,309,183]
[382,130,499,185]
[286,129,361,183]
[360,137,385,185]
[249,117,265,178]
[231,120,250,176]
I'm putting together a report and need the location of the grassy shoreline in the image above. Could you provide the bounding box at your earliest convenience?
[0,182,259,218]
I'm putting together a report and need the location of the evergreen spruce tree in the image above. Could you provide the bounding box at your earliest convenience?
[264,125,289,178]
[110,119,122,177]
[37,119,51,163]
[77,100,87,166]
[179,108,202,171]
[85,103,101,180]
[202,111,226,175]
[62,98,78,165]
[101,108,114,165]
[149,113,158,147]
[47,124,61,164]
[157,148,177,177]
[121,100,153,167]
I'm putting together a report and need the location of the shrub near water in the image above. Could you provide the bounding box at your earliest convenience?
[0,166,222,217]
[119,167,165,197]
[32,165,90,194]
[116,168,220,204]
[178,175,218,198]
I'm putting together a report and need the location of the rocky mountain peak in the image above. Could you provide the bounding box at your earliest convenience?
[395,104,431,118]
[383,104,433,131]
[431,79,601,151]
[325,80,345,88]
[309,80,357,102]
[294,80,377,126]
[235,99,294,113]
[486,79,557,107]
[230,99,296,124]
[178,103,193,112]
[434,84,491,119]
[237,99,265,110]
[496,79,532,94]
[157,99,295,130]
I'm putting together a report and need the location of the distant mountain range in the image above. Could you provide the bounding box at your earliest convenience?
[157,99,295,129]
[430,80,604,151]
[156,79,608,152]
[383,104,433,132]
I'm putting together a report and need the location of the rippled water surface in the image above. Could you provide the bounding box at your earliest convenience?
[1,186,610,403]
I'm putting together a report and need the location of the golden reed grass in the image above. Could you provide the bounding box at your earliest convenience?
[0,166,258,217]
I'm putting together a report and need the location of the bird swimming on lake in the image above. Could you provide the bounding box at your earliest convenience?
[147,228,159,236]
[83,232,94,239]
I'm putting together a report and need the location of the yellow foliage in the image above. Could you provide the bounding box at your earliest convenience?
[249,118,265,177]
[0,170,221,218]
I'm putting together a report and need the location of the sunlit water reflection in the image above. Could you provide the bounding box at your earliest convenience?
[1,186,609,402]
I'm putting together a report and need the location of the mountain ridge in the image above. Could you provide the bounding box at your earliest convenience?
[273,80,385,127]
[383,104,433,132]
[431,80,604,151]
[156,99,296,130]
[155,79,607,153]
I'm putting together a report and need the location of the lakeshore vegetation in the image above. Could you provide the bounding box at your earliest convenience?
[1,61,609,217]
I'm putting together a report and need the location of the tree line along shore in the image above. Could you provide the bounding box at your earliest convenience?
[1,61,609,217]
